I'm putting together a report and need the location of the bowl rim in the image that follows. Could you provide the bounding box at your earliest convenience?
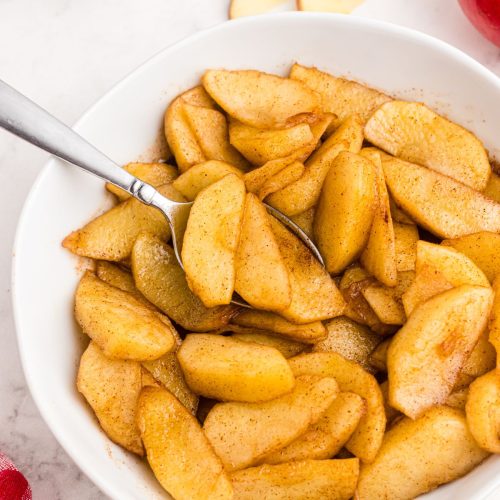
[11,11,500,499]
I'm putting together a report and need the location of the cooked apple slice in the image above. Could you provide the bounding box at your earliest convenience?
[461,330,496,378]
[416,240,490,288]
[356,406,489,500]
[360,149,397,286]
[362,286,406,325]
[258,161,305,200]
[297,0,364,13]
[466,370,500,453]
[231,331,307,358]
[172,160,243,201]
[290,63,391,130]
[365,100,490,190]
[235,194,291,310]
[164,86,215,172]
[484,172,500,203]
[489,277,500,367]
[388,285,494,419]
[394,222,419,272]
[267,115,364,215]
[442,232,500,283]
[270,218,346,323]
[63,183,183,261]
[232,309,327,342]
[314,152,376,274]
[290,207,315,239]
[203,375,339,470]
[231,459,359,500]
[131,232,237,331]
[106,162,178,201]
[229,120,314,165]
[202,69,320,129]
[77,342,144,455]
[142,351,199,415]
[229,0,288,19]
[183,103,249,170]
[177,334,294,402]
[289,352,386,463]
[401,264,453,317]
[312,316,381,373]
[75,272,176,361]
[137,386,233,499]
[263,392,366,463]
[382,156,500,238]
[182,174,245,306]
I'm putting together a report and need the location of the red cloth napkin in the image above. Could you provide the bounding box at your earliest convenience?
[0,453,31,500]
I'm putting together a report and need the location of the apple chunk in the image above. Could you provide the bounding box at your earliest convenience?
[182,173,246,306]
[388,285,494,419]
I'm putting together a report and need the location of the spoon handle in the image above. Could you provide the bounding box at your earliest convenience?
[0,79,162,206]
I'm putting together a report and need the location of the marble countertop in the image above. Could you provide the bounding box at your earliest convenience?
[0,0,499,498]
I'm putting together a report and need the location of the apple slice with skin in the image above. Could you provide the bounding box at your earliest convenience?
[297,0,364,14]
[229,0,289,19]
[388,285,494,419]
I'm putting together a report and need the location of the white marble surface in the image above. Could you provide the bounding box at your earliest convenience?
[0,0,499,498]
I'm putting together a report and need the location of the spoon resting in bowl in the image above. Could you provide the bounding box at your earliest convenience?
[0,79,324,307]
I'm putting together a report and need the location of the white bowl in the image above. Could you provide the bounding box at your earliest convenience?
[12,12,500,500]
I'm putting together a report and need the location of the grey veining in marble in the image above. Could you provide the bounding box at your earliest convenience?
[0,0,499,499]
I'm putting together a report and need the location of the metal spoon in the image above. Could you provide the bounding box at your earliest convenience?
[0,79,324,306]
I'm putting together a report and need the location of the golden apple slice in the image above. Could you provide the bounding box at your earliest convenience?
[416,240,490,288]
[63,183,183,261]
[229,120,314,165]
[290,63,391,129]
[177,334,294,402]
[401,264,454,317]
[202,69,320,129]
[235,194,291,311]
[137,386,233,500]
[360,149,397,286]
[182,173,246,306]
[483,172,500,203]
[77,342,144,455]
[365,100,491,190]
[489,276,500,367]
[75,272,176,361]
[289,352,386,463]
[465,370,500,453]
[394,222,419,272]
[312,316,381,373]
[290,207,315,239]
[231,459,359,500]
[183,103,249,170]
[356,406,489,500]
[229,0,288,19]
[442,232,500,283]
[203,375,339,470]
[258,162,305,200]
[270,217,346,323]
[262,392,366,463]
[164,86,215,172]
[297,0,364,13]
[382,156,500,238]
[172,160,243,201]
[267,115,364,216]
[131,232,237,332]
[314,152,376,274]
[106,162,178,201]
[232,309,327,342]
[231,331,307,358]
[388,285,494,419]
